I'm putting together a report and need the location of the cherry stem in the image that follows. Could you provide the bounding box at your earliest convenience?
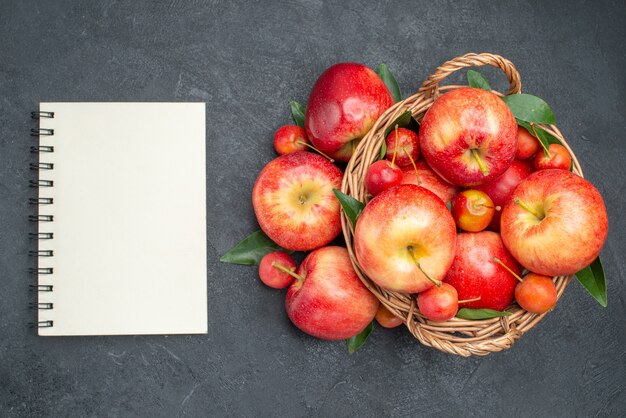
[476,203,501,211]
[295,140,335,163]
[529,123,552,158]
[514,198,544,220]
[471,149,489,176]
[391,124,399,167]
[271,261,304,283]
[403,145,421,185]
[458,296,481,304]
[492,257,523,282]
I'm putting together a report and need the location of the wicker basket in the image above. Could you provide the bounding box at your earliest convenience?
[341,53,583,356]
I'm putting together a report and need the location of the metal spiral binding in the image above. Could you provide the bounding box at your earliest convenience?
[30,110,55,329]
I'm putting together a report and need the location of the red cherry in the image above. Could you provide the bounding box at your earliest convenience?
[258,251,299,289]
[417,283,458,321]
[365,160,403,196]
[375,304,403,328]
[515,273,558,314]
[534,143,572,171]
[273,125,309,155]
[451,189,497,232]
[515,127,541,160]
[385,128,420,167]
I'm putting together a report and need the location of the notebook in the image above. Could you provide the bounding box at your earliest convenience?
[31,103,208,336]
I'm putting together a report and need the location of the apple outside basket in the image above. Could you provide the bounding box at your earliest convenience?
[341,53,583,357]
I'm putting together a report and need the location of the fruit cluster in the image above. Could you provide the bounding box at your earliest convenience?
[223,61,609,353]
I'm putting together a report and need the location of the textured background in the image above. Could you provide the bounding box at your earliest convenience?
[1,1,625,417]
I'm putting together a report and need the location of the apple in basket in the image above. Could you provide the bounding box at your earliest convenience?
[500,169,608,276]
[285,246,379,340]
[354,184,457,293]
[420,87,518,187]
[305,63,394,162]
[400,160,459,206]
[252,152,343,251]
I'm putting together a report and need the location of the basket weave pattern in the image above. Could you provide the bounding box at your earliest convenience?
[341,53,582,356]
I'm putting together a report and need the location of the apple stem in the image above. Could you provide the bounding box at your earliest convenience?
[514,198,544,220]
[295,140,335,163]
[403,145,421,185]
[492,257,523,282]
[471,149,490,176]
[476,204,501,211]
[458,296,481,304]
[529,123,552,158]
[271,261,305,283]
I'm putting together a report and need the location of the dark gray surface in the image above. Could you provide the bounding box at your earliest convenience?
[1,0,625,416]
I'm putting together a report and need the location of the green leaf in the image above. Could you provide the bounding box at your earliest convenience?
[456,308,512,320]
[289,100,306,128]
[379,141,387,160]
[346,321,373,354]
[576,257,607,307]
[467,70,491,91]
[375,63,401,103]
[383,110,415,137]
[333,189,365,228]
[219,230,290,265]
[502,94,556,124]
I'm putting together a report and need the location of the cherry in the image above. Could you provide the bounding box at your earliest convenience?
[534,143,572,171]
[417,283,458,321]
[515,273,558,314]
[258,251,301,289]
[384,127,420,167]
[365,160,403,196]
[515,127,541,160]
[451,189,499,232]
[375,304,403,328]
[273,125,309,155]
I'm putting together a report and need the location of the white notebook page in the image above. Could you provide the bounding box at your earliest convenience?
[37,102,207,336]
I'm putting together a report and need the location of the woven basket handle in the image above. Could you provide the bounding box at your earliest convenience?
[418,52,522,98]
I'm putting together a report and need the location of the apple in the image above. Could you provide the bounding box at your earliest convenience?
[515,273,558,314]
[375,304,403,328]
[420,87,518,187]
[534,143,572,171]
[475,160,534,231]
[500,169,608,276]
[417,282,458,321]
[285,246,379,340]
[252,152,343,251]
[273,125,309,155]
[385,127,420,167]
[305,63,394,162]
[515,126,540,160]
[444,231,520,311]
[451,189,496,232]
[400,160,460,206]
[354,184,457,293]
[365,160,403,196]
[258,251,298,289]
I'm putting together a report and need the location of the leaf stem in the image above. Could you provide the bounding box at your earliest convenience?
[403,145,421,185]
[458,296,482,304]
[529,123,552,158]
[391,124,399,167]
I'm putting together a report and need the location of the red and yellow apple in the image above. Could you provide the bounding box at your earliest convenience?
[420,87,518,187]
[400,160,460,206]
[305,63,394,162]
[444,231,520,311]
[500,169,608,275]
[285,246,379,340]
[252,152,343,251]
[451,189,496,232]
[354,184,457,293]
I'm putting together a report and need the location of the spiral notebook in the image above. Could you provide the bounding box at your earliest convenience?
[31,103,208,336]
